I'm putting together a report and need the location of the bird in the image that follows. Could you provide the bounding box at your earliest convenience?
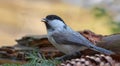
[41,15,115,61]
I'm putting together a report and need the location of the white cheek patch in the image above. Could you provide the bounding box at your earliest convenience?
[49,20,65,28]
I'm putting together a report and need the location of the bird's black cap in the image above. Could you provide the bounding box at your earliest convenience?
[46,15,64,22]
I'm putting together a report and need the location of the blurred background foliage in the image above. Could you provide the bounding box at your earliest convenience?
[0,0,120,46]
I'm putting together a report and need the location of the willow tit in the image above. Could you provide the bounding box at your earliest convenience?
[41,15,114,60]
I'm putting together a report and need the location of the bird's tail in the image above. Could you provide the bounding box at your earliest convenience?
[90,45,115,55]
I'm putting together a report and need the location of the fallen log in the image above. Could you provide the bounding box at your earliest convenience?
[0,30,120,65]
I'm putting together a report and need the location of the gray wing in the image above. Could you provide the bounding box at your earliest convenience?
[52,31,92,47]
[52,31,114,55]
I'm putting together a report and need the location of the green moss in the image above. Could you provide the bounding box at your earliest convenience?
[2,50,61,66]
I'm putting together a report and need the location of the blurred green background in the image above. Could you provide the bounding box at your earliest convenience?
[0,0,120,46]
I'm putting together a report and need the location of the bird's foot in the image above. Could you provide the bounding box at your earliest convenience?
[55,51,81,62]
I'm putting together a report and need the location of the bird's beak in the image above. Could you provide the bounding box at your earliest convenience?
[41,18,48,22]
